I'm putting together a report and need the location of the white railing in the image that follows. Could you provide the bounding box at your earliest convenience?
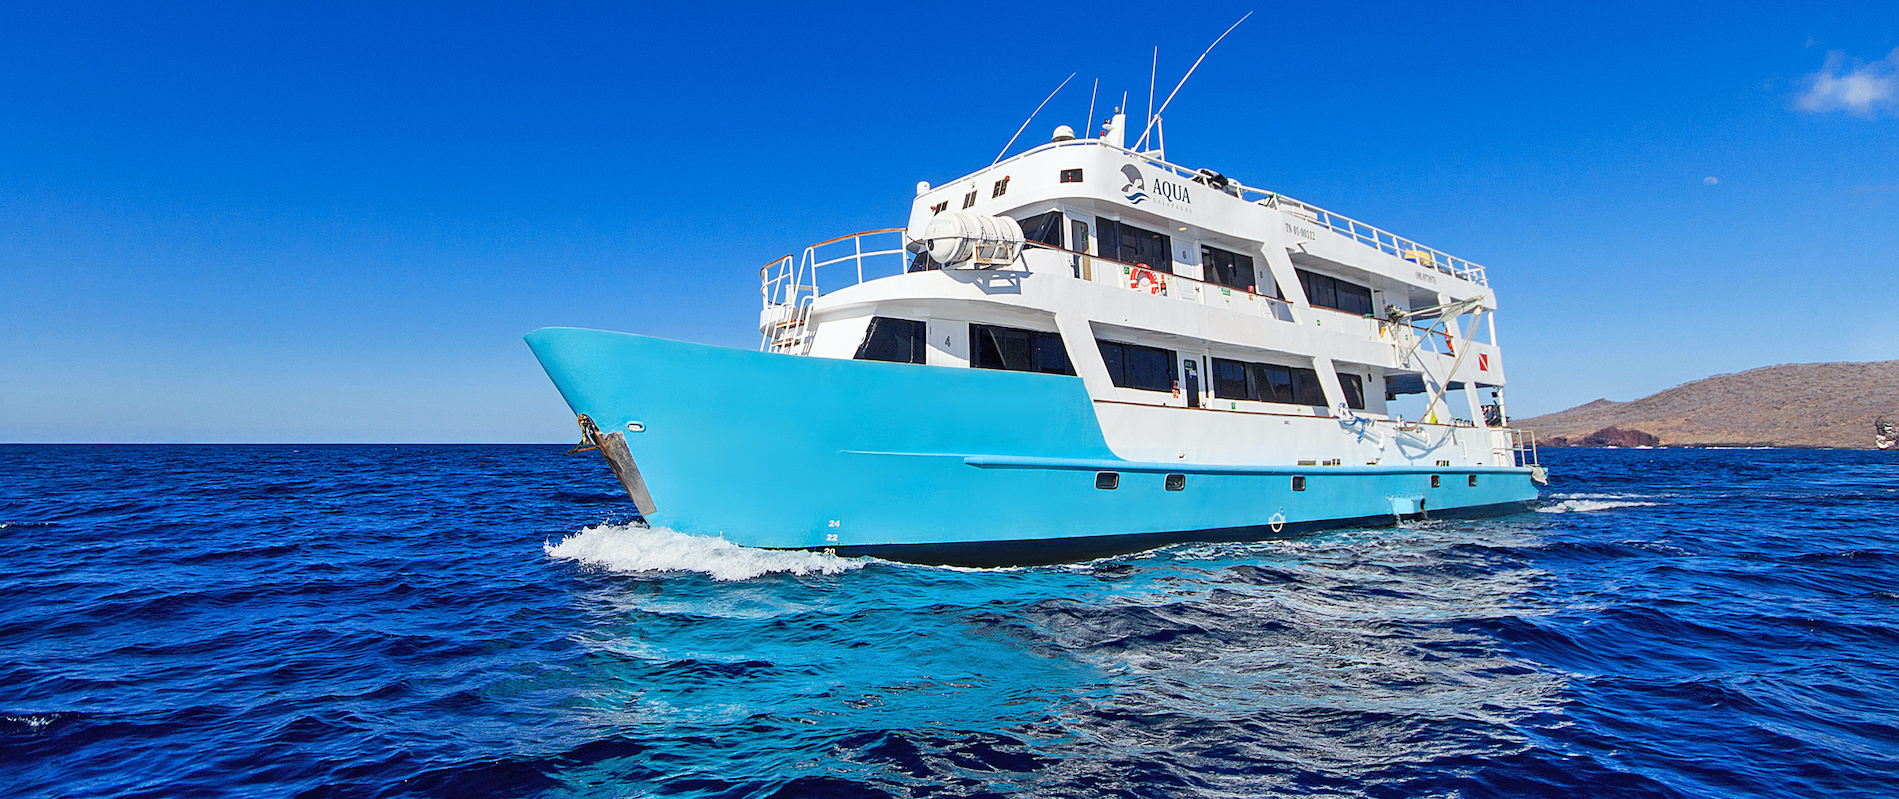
[1268,196,1489,286]
[759,228,910,352]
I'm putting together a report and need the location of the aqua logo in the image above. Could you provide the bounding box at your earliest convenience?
[1153,179,1192,204]
[1120,165,1148,204]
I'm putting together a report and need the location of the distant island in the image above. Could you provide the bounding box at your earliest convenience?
[1515,360,1899,449]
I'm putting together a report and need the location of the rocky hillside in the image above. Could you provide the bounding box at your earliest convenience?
[1514,361,1899,449]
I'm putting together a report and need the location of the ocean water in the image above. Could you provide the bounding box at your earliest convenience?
[2,445,1895,798]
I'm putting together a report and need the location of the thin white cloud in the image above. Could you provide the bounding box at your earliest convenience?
[1796,49,1899,116]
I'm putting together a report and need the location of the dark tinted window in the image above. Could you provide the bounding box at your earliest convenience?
[1212,358,1248,399]
[1016,211,1064,248]
[1291,368,1326,406]
[1200,245,1256,293]
[971,324,1075,375]
[1211,357,1328,406]
[1095,217,1172,273]
[1060,168,1083,183]
[1097,340,1176,392]
[855,317,927,364]
[1338,373,1365,410]
[1296,269,1374,315]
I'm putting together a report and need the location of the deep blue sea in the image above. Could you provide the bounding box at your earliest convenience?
[2,446,1896,798]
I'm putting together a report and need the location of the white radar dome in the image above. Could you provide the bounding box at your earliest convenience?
[1052,125,1075,142]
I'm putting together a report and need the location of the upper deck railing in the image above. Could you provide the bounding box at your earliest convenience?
[985,140,1491,287]
[758,229,910,352]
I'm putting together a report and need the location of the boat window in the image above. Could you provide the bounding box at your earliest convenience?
[1070,219,1090,255]
[1095,217,1172,273]
[1292,475,1306,491]
[1431,475,1442,488]
[930,201,948,215]
[1015,211,1064,248]
[854,317,928,364]
[1291,369,1326,406]
[1096,472,1119,490]
[992,177,1011,197]
[962,190,977,209]
[1338,373,1366,410]
[1060,168,1083,183]
[1097,339,1176,392]
[970,324,1075,375]
[1200,245,1256,293]
[1211,357,1328,406]
[1296,269,1374,315]
[1165,473,1185,491]
[908,250,942,272]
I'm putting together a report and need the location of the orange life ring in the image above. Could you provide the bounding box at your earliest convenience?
[1128,265,1167,295]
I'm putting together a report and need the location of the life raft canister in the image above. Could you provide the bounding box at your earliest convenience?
[1128,264,1167,295]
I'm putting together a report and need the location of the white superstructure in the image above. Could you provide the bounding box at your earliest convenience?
[758,117,1540,476]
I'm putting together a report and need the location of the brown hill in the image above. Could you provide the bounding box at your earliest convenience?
[1514,361,1899,449]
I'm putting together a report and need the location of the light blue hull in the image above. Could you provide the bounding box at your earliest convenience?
[526,327,1539,565]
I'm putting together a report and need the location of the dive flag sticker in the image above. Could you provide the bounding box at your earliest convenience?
[1478,353,1489,371]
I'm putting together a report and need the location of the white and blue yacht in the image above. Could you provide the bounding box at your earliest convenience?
[527,111,1545,566]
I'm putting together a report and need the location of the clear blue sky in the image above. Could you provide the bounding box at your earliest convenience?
[3,1,1895,442]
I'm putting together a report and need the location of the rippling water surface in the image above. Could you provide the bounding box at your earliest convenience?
[2,445,1896,798]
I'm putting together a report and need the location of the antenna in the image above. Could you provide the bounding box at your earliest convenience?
[1145,47,1157,144]
[1085,78,1099,138]
[1134,12,1252,152]
[993,72,1077,165]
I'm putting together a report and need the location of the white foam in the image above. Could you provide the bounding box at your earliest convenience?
[1537,499,1660,514]
[544,523,867,581]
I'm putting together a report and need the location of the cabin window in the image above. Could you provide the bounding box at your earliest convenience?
[1200,245,1257,293]
[1210,358,1328,406]
[1292,475,1306,491]
[1165,473,1186,491]
[1070,220,1090,255]
[1095,217,1172,272]
[1096,472,1119,489]
[962,190,977,209]
[908,250,942,272]
[930,201,948,214]
[1296,269,1374,316]
[854,317,928,364]
[1015,211,1064,248]
[1060,168,1084,183]
[970,324,1075,375]
[1097,339,1176,392]
[1431,475,1442,488]
[992,177,1010,197]
[1468,474,1479,487]
[1338,373,1366,410]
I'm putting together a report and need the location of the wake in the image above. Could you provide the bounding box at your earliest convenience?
[544,523,866,581]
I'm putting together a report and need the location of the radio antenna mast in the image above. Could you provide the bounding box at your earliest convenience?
[1085,78,1099,138]
[1134,11,1252,152]
[1145,47,1157,146]
[994,72,1076,165]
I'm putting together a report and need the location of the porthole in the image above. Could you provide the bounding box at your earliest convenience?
[1292,475,1307,492]
[1468,474,1479,487]
[1165,474,1185,491]
[1431,475,1441,488]
[1096,472,1119,490]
